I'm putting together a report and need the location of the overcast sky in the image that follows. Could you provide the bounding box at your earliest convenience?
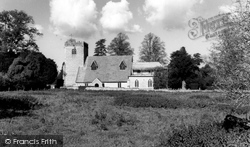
[0,0,234,68]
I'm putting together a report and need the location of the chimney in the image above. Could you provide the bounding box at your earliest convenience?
[83,42,88,65]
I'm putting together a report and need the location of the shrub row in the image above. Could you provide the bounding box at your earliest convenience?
[113,94,212,109]
[0,95,41,111]
[0,95,43,119]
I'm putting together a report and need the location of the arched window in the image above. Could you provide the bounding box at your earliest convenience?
[135,79,139,88]
[72,47,77,54]
[148,79,153,87]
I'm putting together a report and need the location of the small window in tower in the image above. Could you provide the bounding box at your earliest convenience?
[91,61,98,70]
[72,47,77,54]
[119,61,127,70]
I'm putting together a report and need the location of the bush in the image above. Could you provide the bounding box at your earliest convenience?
[0,74,11,91]
[0,51,17,73]
[7,51,58,90]
[0,95,43,119]
[159,122,227,147]
[91,108,137,131]
[159,121,250,147]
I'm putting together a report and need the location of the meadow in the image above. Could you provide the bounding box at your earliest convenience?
[0,89,250,147]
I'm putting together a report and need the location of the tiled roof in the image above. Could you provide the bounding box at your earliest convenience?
[76,56,133,83]
[132,62,162,70]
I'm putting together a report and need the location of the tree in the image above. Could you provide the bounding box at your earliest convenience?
[153,67,168,89]
[107,32,134,56]
[0,72,11,91]
[94,39,107,56]
[139,33,168,64]
[55,62,65,88]
[185,53,203,89]
[199,64,215,90]
[7,51,57,90]
[168,47,203,89]
[0,50,18,73]
[42,58,58,84]
[0,10,42,52]
[210,0,250,111]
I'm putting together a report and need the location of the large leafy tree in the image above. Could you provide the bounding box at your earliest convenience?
[94,39,107,56]
[0,10,42,52]
[107,32,134,56]
[210,0,250,110]
[139,33,168,64]
[7,51,57,90]
[168,47,203,89]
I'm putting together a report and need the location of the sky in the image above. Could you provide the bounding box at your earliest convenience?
[0,0,235,69]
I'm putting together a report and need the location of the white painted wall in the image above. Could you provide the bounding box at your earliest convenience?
[104,83,117,87]
[121,82,128,88]
[129,76,154,89]
[75,83,85,87]
[103,82,127,88]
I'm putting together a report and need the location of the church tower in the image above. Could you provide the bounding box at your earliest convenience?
[64,39,88,87]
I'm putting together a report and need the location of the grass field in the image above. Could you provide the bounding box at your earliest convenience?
[0,89,249,147]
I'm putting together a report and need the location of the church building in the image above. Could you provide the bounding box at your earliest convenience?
[63,39,162,89]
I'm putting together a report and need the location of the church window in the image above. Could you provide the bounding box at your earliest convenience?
[148,79,153,87]
[135,79,139,88]
[72,47,77,54]
[119,61,127,70]
[91,61,98,70]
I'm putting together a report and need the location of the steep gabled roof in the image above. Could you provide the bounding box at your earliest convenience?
[76,56,133,83]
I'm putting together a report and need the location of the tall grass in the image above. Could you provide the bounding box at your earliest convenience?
[0,90,245,146]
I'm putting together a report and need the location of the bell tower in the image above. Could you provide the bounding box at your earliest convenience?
[64,38,88,87]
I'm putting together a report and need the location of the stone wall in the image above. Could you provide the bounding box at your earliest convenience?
[64,39,86,87]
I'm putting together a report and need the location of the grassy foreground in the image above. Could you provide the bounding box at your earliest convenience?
[0,89,249,147]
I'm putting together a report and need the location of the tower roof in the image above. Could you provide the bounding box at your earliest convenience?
[65,38,84,47]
